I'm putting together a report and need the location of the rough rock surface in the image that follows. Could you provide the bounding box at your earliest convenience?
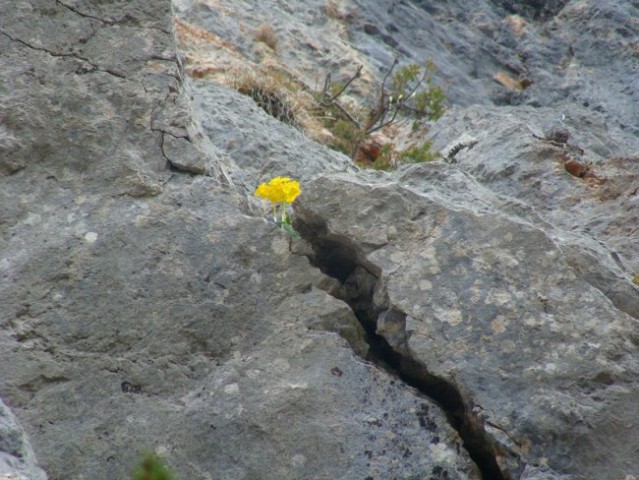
[1,0,638,480]
[0,400,46,480]
[174,0,639,139]
[188,80,355,188]
[295,166,639,479]
[1,1,477,479]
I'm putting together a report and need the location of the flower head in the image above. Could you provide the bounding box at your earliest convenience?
[255,176,301,204]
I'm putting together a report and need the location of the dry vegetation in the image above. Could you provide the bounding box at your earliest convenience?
[174,18,239,51]
[175,7,446,171]
[228,68,327,140]
[254,23,278,52]
[324,0,355,22]
[224,60,446,170]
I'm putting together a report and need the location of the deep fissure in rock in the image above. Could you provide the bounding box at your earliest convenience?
[296,220,511,480]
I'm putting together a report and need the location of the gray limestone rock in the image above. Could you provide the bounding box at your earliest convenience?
[294,168,639,479]
[0,1,479,479]
[2,0,638,479]
[0,400,46,480]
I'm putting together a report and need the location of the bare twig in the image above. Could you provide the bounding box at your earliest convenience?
[327,65,362,102]
[317,66,363,128]
[314,58,445,162]
[330,99,362,127]
[366,104,401,134]
[380,57,399,95]
[322,72,332,98]
[365,57,399,131]
[404,70,427,99]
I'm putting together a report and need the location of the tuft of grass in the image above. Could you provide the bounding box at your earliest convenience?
[372,144,395,170]
[364,140,440,171]
[254,23,278,52]
[398,140,440,164]
[327,118,365,156]
[132,453,175,480]
[227,68,327,141]
[324,1,355,22]
[231,69,301,128]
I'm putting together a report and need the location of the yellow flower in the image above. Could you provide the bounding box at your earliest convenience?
[255,176,302,238]
[255,176,301,204]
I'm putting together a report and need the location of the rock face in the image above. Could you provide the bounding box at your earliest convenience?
[0,400,46,480]
[295,164,639,479]
[0,1,477,479]
[1,1,638,480]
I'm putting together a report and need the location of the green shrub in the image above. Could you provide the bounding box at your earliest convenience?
[413,82,446,121]
[366,60,447,132]
[386,62,446,122]
[316,59,446,169]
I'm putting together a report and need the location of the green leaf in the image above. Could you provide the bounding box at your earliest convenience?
[277,220,301,239]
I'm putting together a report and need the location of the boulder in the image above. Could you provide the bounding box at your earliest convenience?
[294,164,639,479]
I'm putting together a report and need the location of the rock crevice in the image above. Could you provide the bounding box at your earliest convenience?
[295,211,514,480]
[0,30,128,79]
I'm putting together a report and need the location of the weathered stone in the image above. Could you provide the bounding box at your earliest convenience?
[295,168,639,479]
[428,105,639,280]
[2,0,638,479]
[162,134,208,175]
[0,173,481,478]
[187,80,356,188]
[0,400,46,480]
[181,0,638,139]
[0,1,480,479]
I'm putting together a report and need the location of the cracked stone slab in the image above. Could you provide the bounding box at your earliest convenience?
[3,0,639,479]
[0,176,481,479]
[295,170,639,479]
[0,0,221,195]
[0,1,481,478]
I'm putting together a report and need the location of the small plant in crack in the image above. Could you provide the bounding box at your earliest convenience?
[132,452,175,480]
[255,176,301,238]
